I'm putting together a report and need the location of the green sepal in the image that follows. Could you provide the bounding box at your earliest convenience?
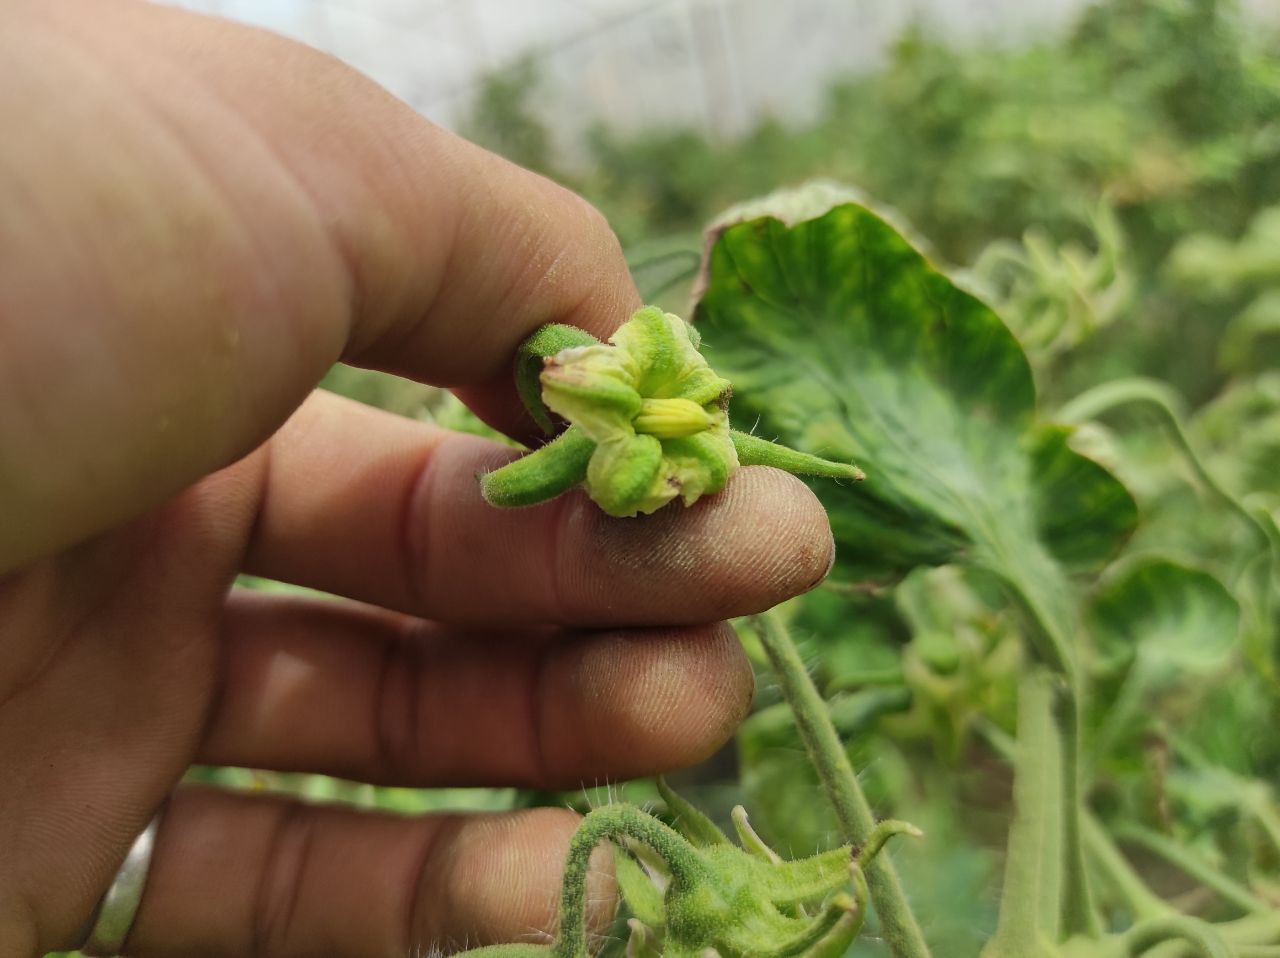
[614,306,730,403]
[662,428,739,505]
[658,776,731,847]
[732,806,783,864]
[586,433,669,517]
[542,344,644,442]
[731,430,865,481]
[855,820,925,870]
[615,849,667,928]
[625,918,664,958]
[480,426,594,508]
[745,845,854,908]
[516,324,602,434]
[803,887,865,958]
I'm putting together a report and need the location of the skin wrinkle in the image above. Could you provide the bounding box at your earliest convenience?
[525,637,554,787]
[398,435,447,618]
[251,802,314,957]
[200,600,756,788]
[403,815,450,958]
[372,627,418,784]
[410,815,470,949]
[543,489,583,625]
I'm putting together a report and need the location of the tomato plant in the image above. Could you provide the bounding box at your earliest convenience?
[459,183,1279,958]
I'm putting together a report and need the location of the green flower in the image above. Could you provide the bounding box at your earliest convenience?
[448,780,921,958]
[481,305,864,517]
[540,307,737,517]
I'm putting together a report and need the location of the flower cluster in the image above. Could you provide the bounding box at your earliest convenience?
[481,306,862,517]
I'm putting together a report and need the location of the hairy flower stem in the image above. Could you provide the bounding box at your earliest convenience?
[554,805,715,958]
[750,611,932,958]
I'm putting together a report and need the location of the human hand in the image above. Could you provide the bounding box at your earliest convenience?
[0,3,835,955]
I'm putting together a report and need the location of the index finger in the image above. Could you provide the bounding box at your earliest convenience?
[0,0,639,570]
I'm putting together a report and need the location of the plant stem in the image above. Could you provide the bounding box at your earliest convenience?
[1121,915,1232,958]
[983,670,1060,958]
[1112,823,1271,917]
[1082,812,1167,922]
[992,551,1099,939]
[750,611,931,958]
[1057,686,1099,938]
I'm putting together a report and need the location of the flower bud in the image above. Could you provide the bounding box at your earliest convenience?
[482,305,863,516]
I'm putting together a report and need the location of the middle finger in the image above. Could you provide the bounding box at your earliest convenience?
[198,590,754,787]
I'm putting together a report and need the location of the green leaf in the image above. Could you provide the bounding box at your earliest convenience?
[693,190,1134,588]
[694,188,1136,679]
[1028,425,1138,573]
[1089,557,1240,677]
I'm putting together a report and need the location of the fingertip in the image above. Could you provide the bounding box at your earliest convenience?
[558,464,836,624]
[716,466,838,601]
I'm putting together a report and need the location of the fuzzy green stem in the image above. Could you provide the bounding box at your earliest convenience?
[983,670,1060,958]
[731,430,865,481]
[453,946,553,958]
[1120,915,1232,958]
[750,611,931,958]
[1082,812,1167,922]
[1111,823,1271,916]
[1057,686,1098,938]
[1136,911,1280,956]
[740,688,912,748]
[554,805,714,958]
[986,547,1097,939]
[481,426,594,507]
